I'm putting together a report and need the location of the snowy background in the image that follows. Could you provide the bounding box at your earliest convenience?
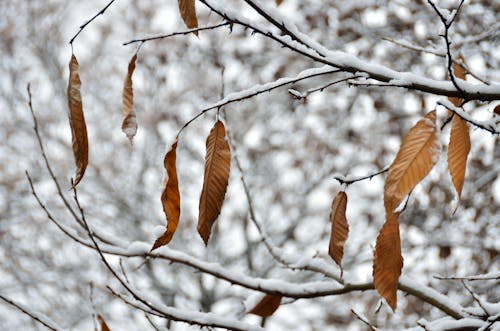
[0,0,498,330]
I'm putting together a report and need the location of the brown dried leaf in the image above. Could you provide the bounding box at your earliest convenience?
[373,212,403,311]
[67,54,88,187]
[276,0,284,5]
[97,314,111,331]
[448,55,467,107]
[198,120,231,245]
[494,105,500,116]
[448,115,470,213]
[328,191,348,271]
[122,53,138,143]
[178,0,198,32]
[248,294,282,317]
[384,111,439,215]
[152,141,180,250]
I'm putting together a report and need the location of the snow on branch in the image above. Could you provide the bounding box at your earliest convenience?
[199,0,500,101]
[0,294,63,331]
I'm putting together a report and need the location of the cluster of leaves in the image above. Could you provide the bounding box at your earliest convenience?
[65,1,485,318]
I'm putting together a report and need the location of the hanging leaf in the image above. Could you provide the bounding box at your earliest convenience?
[494,105,500,116]
[384,111,439,215]
[122,53,138,143]
[448,55,467,107]
[373,212,403,311]
[198,120,231,245]
[97,314,111,331]
[67,54,88,187]
[248,294,282,317]
[448,115,470,213]
[328,191,348,273]
[178,0,198,32]
[276,0,284,5]
[152,140,181,250]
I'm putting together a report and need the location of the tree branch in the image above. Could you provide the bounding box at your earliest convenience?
[69,0,117,45]
[123,22,231,46]
[0,294,62,331]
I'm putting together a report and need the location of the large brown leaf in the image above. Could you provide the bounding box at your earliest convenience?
[384,111,438,214]
[248,294,282,317]
[198,120,231,245]
[448,115,470,213]
[122,53,138,143]
[373,212,403,311]
[328,191,348,272]
[178,0,198,32]
[67,54,88,187]
[152,141,181,250]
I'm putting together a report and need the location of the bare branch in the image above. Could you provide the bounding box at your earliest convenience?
[69,0,117,45]
[123,22,231,46]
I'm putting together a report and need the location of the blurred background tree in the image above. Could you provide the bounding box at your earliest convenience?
[0,0,498,330]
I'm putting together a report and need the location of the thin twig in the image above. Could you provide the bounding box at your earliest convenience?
[382,38,489,85]
[461,280,489,317]
[176,68,339,137]
[26,84,119,245]
[351,309,378,331]
[434,274,500,281]
[0,294,61,331]
[334,166,390,186]
[437,101,499,135]
[289,75,362,100]
[123,22,231,45]
[222,108,341,281]
[426,0,467,96]
[69,0,117,45]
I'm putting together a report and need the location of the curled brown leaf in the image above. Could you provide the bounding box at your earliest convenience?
[122,53,138,143]
[448,115,470,213]
[373,212,403,311]
[67,54,88,187]
[153,140,180,250]
[328,191,348,273]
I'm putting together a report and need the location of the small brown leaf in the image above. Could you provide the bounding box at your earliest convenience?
[328,191,349,272]
[248,294,282,317]
[494,104,500,116]
[97,314,111,331]
[122,53,138,143]
[373,212,403,311]
[448,55,467,107]
[67,54,88,187]
[448,115,470,213]
[153,140,181,250]
[276,0,284,5]
[384,111,439,215]
[198,120,231,245]
[178,0,198,32]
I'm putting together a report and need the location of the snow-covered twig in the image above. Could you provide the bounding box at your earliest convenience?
[434,272,500,281]
[334,166,390,186]
[177,66,340,135]
[0,294,63,331]
[438,100,499,135]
